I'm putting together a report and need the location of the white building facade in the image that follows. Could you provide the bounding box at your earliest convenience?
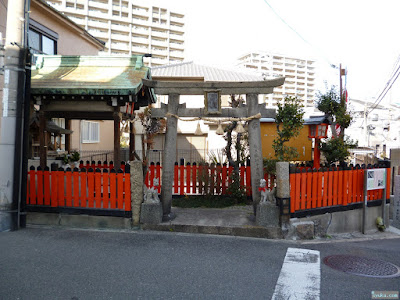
[237,51,317,108]
[45,0,185,66]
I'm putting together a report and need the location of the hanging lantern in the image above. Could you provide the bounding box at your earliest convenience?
[308,123,328,139]
[216,120,224,135]
[194,121,203,135]
[235,121,245,134]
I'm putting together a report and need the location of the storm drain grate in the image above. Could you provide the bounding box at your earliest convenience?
[323,255,400,278]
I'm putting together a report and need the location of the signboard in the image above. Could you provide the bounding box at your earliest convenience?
[366,169,386,190]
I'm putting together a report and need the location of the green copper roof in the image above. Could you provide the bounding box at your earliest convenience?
[31,55,152,97]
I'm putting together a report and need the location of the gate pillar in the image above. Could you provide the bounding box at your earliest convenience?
[247,93,264,215]
[160,93,179,220]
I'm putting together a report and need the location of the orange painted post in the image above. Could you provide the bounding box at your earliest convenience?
[57,168,65,207]
[174,162,178,194]
[210,163,216,195]
[186,162,192,194]
[352,166,358,203]
[36,167,43,205]
[80,168,87,208]
[179,162,185,195]
[186,163,191,194]
[357,167,364,203]
[65,169,73,207]
[110,169,117,209]
[44,167,51,206]
[144,167,149,188]
[348,167,353,204]
[91,160,95,170]
[290,170,296,213]
[386,167,391,201]
[79,160,84,169]
[50,168,58,207]
[295,169,301,211]
[198,163,204,195]
[322,168,328,207]
[240,163,245,188]
[343,167,349,205]
[306,169,312,209]
[216,163,222,195]
[337,167,343,205]
[300,169,307,210]
[246,160,251,196]
[73,169,80,207]
[28,166,36,205]
[221,163,227,195]
[312,168,318,208]
[124,170,131,211]
[120,161,125,173]
[149,162,155,187]
[192,162,197,194]
[317,168,323,208]
[102,169,109,209]
[333,167,338,206]
[87,168,95,208]
[327,167,333,206]
[156,162,162,193]
[117,169,124,210]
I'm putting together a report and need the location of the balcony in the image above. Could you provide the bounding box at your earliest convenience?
[111,33,129,42]
[132,36,149,45]
[88,1,109,11]
[111,43,129,51]
[110,23,129,33]
[151,30,168,38]
[132,45,149,54]
[88,30,108,40]
[169,50,184,59]
[132,16,149,27]
[169,41,184,50]
[87,19,109,30]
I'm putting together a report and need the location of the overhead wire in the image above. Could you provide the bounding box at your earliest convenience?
[367,55,400,114]
[261,0,334,66]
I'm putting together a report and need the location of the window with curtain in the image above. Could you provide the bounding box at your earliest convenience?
[82,121,100,143]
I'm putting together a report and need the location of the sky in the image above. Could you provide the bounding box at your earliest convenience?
[154,0,400,103]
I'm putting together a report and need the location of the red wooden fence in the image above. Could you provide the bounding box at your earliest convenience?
[27,166,131,211]
[144,162,275,196]
[290,166,391,213]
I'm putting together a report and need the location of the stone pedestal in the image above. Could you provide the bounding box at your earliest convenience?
[140,202,163,225]
[256,202,280,227]
[130,160,143,226]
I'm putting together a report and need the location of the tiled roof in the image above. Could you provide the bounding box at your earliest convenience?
[151,61,264,82]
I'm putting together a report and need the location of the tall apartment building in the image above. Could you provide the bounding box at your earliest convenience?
[237,52,317,107]
[45,0,185,67]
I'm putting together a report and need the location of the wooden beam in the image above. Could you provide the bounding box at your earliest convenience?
[142,78,285,95]
[39,111,47,170]
[65,119,71,153]
[151,103,276,119]
[113,108,121,167]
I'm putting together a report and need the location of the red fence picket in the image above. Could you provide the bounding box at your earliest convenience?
[290,165,391,213]
[27,166,131,213]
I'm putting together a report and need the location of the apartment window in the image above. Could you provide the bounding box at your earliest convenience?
[28,20,58,55]
[82,121,100,143]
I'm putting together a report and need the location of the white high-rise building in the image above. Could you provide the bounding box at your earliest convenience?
[237,51,317,107]
[45,0,185,67]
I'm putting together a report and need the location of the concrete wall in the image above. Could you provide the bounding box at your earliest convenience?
[288,204,390,239]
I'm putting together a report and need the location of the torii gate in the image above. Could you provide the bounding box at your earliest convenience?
[143,78,285,220]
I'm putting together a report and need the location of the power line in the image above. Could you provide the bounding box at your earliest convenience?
[261,0,333,65]
[367,55,400,114]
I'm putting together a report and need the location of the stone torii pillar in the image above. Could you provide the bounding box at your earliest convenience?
[143,78,285,220]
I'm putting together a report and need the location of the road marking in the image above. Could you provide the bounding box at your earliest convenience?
[272,247,321,300]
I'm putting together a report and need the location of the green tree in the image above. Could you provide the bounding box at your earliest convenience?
[273,96,304,161]
[319,136,357,165]
[316,86,351,138]
[316,86,355,165]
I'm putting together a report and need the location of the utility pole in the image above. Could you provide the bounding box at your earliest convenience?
[0,0,30,231]
[339,64,347,139]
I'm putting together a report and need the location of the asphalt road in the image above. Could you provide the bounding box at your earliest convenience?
[0,227,399,300]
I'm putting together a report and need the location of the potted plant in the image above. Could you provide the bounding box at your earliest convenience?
[70,151,80,168]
